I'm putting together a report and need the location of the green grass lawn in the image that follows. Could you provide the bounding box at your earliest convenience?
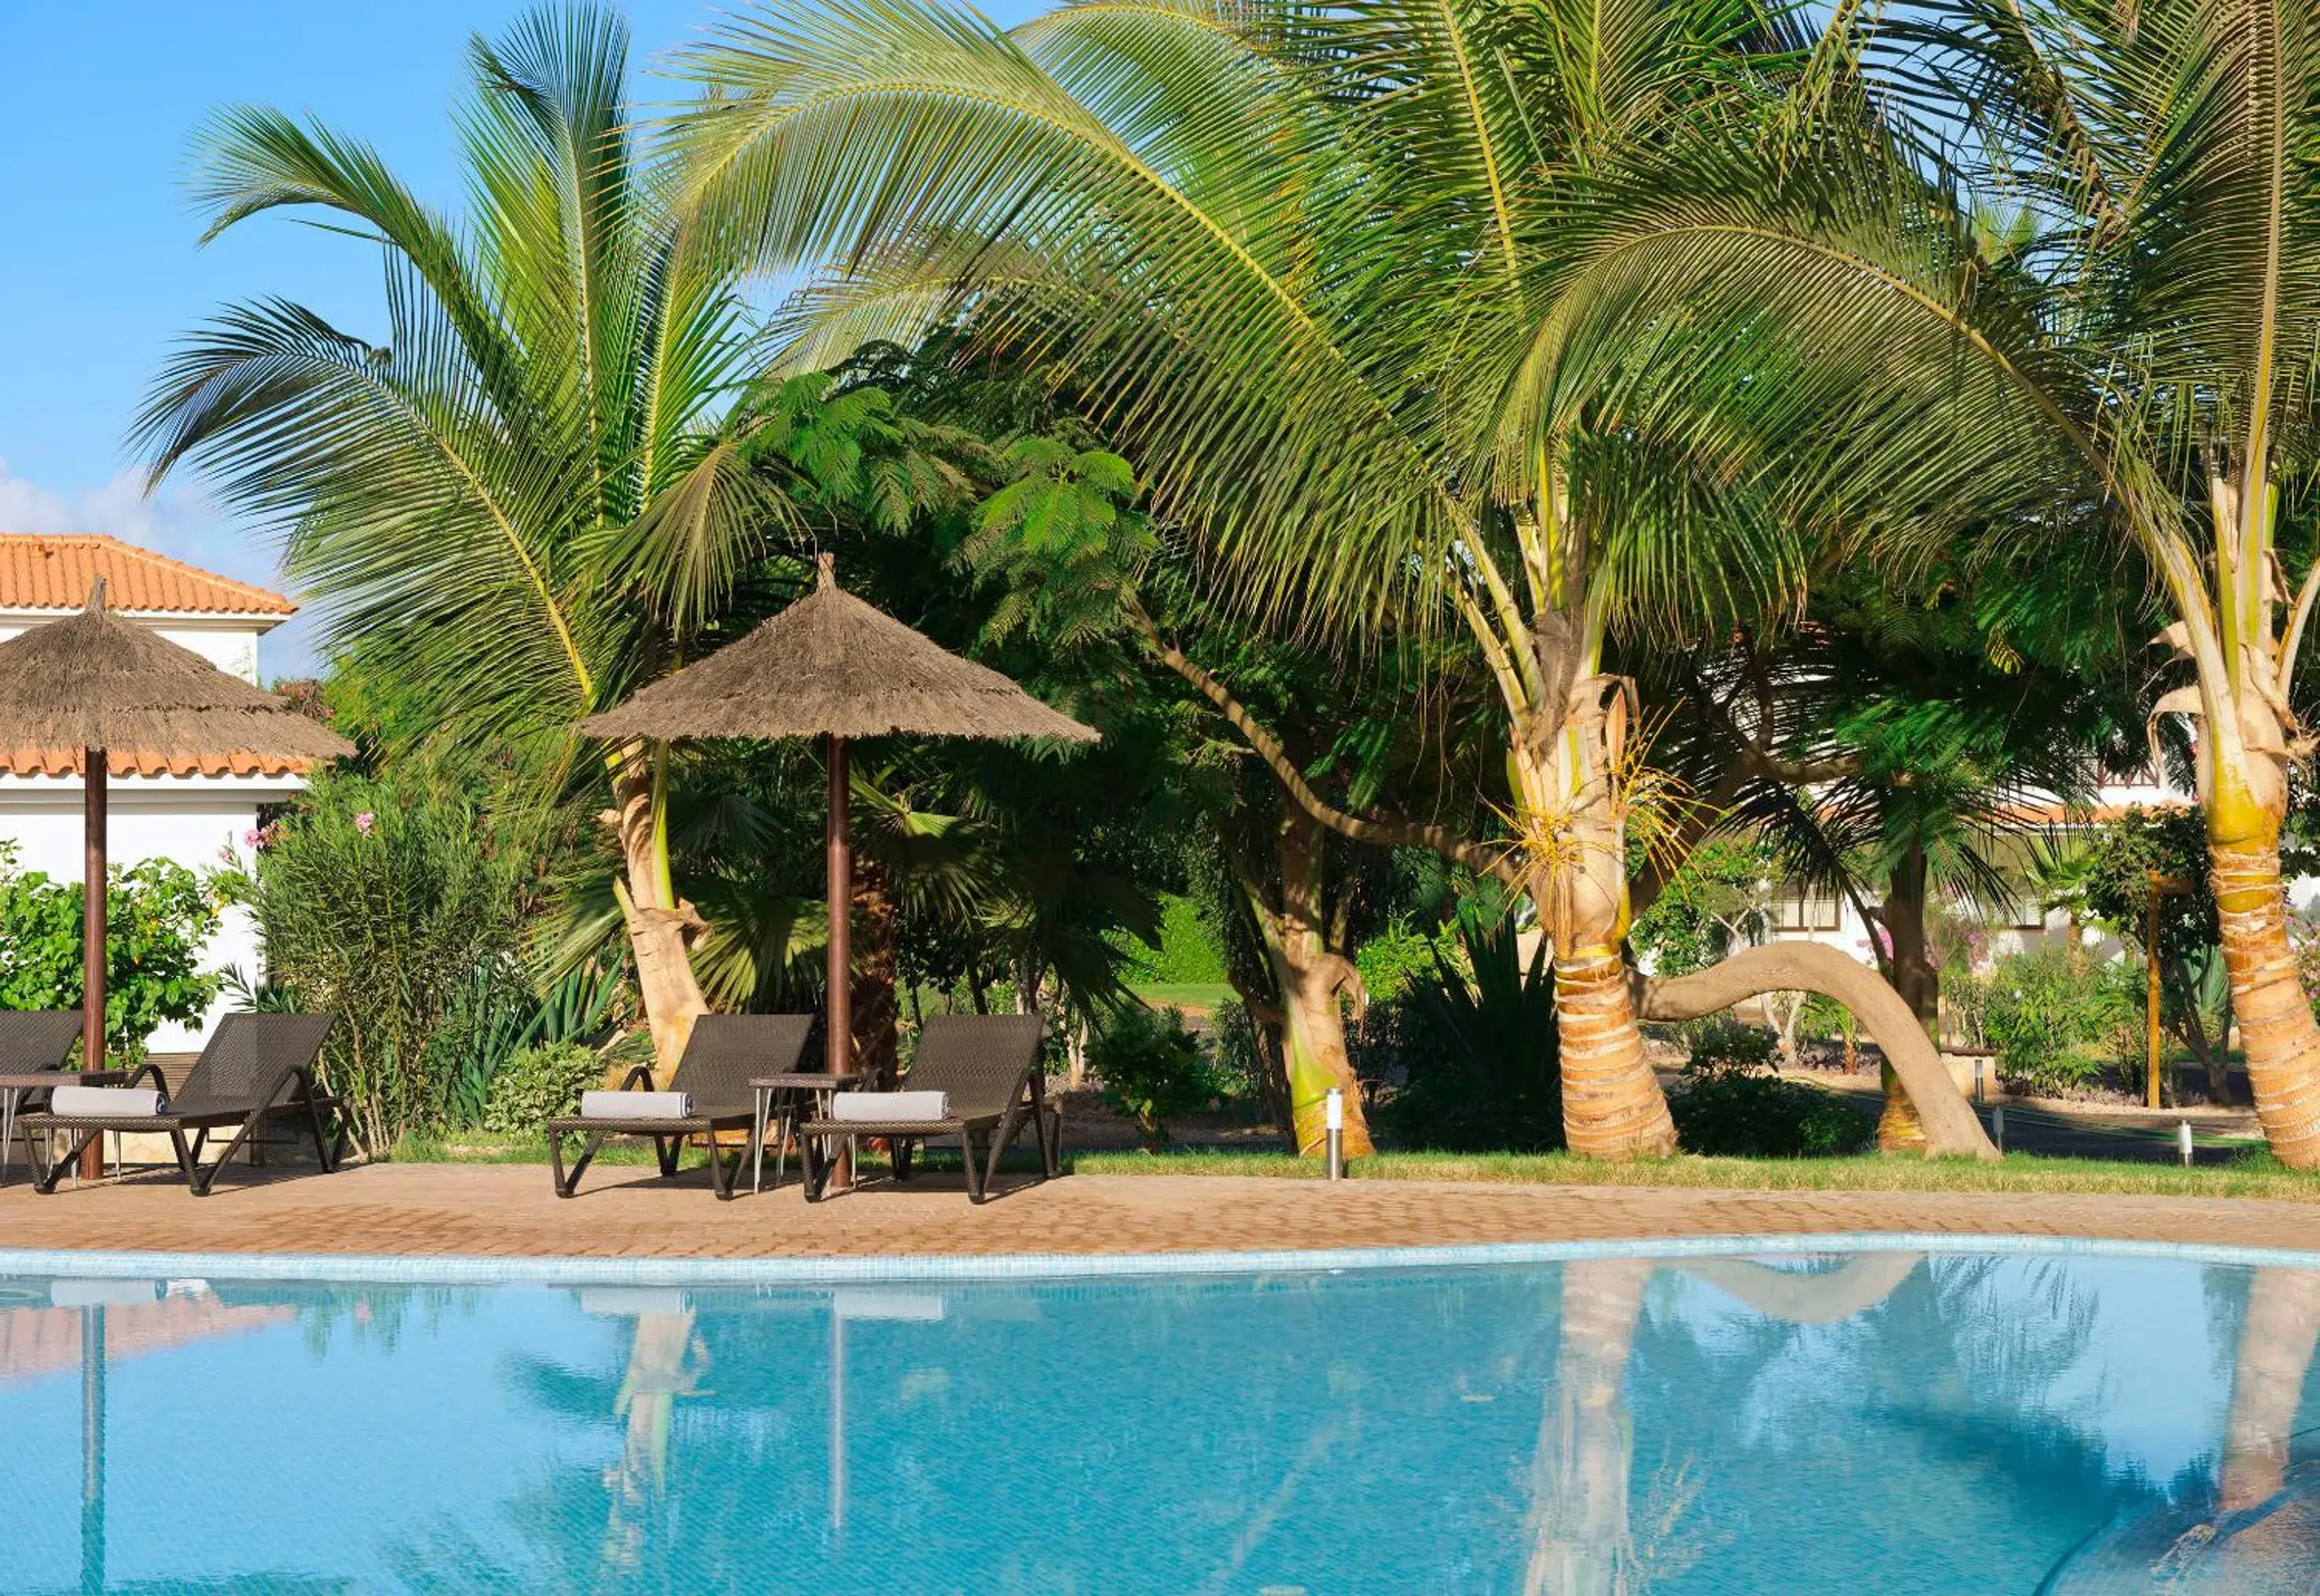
[400,1131,2320,1201]
[1072,1147,2320,1200]
[1128,982,1238,1016]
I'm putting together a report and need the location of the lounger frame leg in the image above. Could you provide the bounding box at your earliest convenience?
[893,1137,915,1182]
[962,1129,988,1203]
[33,1129,101,1194]
[654,1137,680,1179]
[554,1131,608,1198]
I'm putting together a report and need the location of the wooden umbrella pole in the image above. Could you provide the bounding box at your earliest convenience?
[826,733,853,1191]
[80,746,106,1180]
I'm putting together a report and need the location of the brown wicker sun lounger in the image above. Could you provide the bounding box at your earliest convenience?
[548,1013,813,1201]
[24,1012,341,1196]
[0,1009,86,1171]
[797,1013,1059,1204]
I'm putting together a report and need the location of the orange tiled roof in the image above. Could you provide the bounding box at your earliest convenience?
[0,746,310,778]
[0,534,295,616]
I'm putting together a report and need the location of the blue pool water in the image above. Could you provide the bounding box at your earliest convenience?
[1,1248,2315,1593]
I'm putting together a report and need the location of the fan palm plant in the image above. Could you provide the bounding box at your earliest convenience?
[1508,0,2320,1163]
[134,3,861,1078]
[669,0,1999,1157]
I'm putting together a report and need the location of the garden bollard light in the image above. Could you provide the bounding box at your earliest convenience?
[2179,1120,2194,1167]
[1992,1105,2004,1154]
[1325,1089,1345,1181]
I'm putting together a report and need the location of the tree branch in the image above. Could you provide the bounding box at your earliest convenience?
[1131,605,1520,885]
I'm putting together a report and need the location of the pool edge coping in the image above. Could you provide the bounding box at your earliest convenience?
[5,1230,2319,1286]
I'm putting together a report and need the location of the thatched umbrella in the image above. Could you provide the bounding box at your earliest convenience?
[0,580,354,1078]
[581,555,1097,1084]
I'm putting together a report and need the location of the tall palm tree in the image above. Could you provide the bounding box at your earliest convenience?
[669,0,1997,1158]
[134,4,814,1076]
[1510,0,2320,1163]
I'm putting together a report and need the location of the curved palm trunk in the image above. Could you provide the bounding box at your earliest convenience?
[1251,807,1375,1158]
[610,749,709,1083]
[2211,836,2320,1168]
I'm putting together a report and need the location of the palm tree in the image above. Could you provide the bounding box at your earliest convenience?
[669,0,1996,1158]
[1508,0,2320,1163]
[134,4,830,1076]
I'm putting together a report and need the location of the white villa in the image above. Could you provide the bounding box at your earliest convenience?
[0,534,308,1051]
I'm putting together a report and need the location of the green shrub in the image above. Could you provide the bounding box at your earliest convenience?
[1208,998,1278,1112]
[1975,947,2135,1093]
[0,842,222,1058]
[1684,1014,1781,1071]
[482,1042,608,1136]
[1090,1004,1221,1148]
[233,771,531,1151]
[1354,918,1457,1005]
[1668,1041,1871,1157]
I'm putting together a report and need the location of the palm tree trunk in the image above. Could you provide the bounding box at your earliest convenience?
[609,749,709,1083]
[2219,1265,2320,1517]
[851,862,899,1087]
[1258,807,1375,1157]
[1524,1257,1651,1595]
[2211,836,2320,1168]
[1878,842,1940,1154]
[1556,945,1677,1159]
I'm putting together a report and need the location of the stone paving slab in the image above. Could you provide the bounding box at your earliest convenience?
[5,1163,2320,1259]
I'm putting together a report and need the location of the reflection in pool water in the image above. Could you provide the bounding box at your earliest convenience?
[0,1250,2313,1593]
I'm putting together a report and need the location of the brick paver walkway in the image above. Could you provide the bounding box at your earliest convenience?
[5,1163,2320,1258]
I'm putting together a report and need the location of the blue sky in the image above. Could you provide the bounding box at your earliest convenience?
[0,1,1041,679]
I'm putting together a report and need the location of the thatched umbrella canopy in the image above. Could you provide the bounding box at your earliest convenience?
[582,555,1096,1084]
[0,579,353,1075]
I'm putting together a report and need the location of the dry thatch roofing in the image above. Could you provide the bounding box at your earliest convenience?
[581,556,1099,745]
[0,580,355,761]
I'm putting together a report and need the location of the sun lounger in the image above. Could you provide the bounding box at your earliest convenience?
[24,1012,340,1196]
[797,1013,1059,1203]
[0,1009,86,1175]
[548,1014,812,1201]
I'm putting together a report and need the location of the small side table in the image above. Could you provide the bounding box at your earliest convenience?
[0,1070,126,1188]
[750,1074,859,1194]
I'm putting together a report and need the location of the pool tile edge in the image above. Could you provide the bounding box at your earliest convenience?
[5,1230,2320,1285]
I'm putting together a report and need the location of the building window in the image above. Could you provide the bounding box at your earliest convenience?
[1774,883,1842,932]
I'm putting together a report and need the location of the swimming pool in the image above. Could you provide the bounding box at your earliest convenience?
[1,1243,2312,1593]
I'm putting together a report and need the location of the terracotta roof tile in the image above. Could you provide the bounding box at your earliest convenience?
[0,746,310,778]
[0,534,295,616]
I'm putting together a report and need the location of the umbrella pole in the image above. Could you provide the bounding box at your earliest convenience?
[826,734,853,1192]
[79,746,106,1181]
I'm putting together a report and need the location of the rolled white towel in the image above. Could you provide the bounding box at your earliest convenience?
[579,1089,693,1120]
[831,1089,950,1123]
[48,1085,166,1118]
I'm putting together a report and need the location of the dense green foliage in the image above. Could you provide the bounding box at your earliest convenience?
[1948,950,2139,1096]
[482,1042,608,1137]
[0,844,222,1056]
[1667,1020,1873,1158]
[234,771,538,1150]
[1380,903,1563,1152]
[1088,1005,1223,1149]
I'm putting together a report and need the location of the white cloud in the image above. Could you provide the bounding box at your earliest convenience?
[0,458,318,679]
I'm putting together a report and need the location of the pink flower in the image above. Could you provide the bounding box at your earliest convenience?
[216,844,236,866]
[242,829,262,848]
[354,811,376,836]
